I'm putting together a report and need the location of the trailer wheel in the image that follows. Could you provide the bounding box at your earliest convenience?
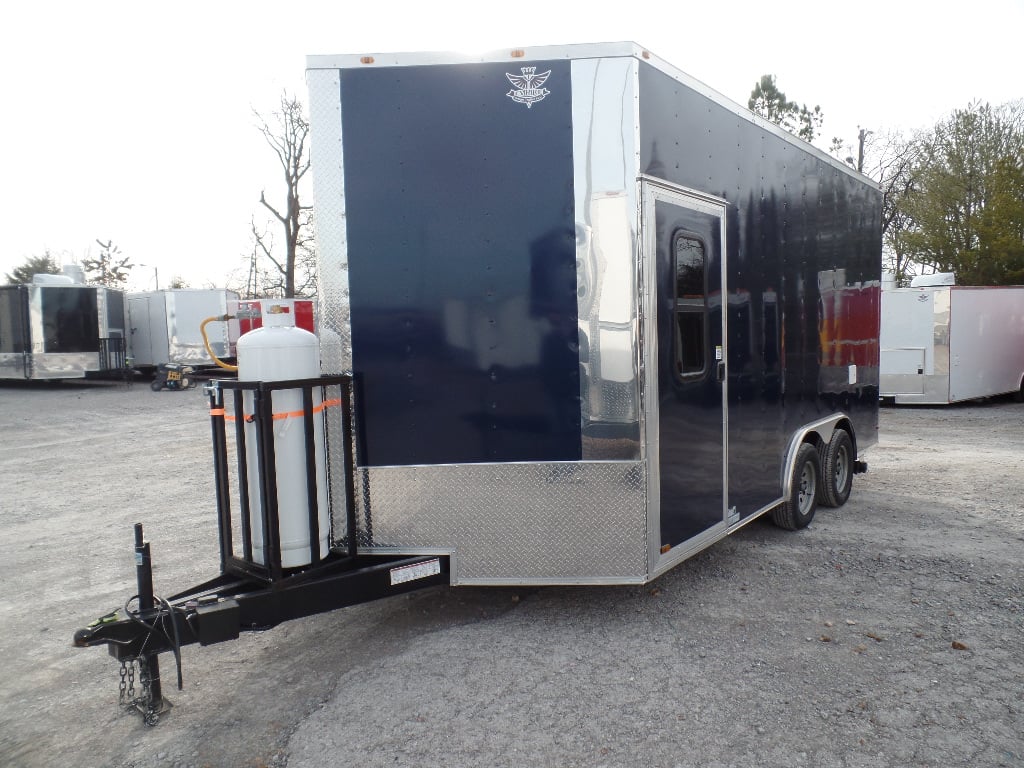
[771,443,820,530]
[819,429,854,508]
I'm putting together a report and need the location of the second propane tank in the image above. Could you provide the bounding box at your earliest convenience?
[237,300,330,568]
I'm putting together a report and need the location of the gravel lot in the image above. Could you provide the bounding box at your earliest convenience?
[0,379,1021,768]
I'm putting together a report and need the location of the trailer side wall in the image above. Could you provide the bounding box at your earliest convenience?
[0,286,29,379]
[949,287,1024,402]
[637,63,881,522]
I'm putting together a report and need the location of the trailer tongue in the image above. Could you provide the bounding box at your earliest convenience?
[74,375,449,724]
[73,530,447,725]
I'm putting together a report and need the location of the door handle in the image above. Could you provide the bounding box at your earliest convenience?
[716,361,726,382]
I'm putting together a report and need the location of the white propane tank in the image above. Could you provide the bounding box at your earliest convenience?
[237,300,330,568]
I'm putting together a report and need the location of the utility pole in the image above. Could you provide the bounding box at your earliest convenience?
[856,127,873,173]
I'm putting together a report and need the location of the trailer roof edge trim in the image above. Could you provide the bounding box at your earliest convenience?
[305,41,877,187]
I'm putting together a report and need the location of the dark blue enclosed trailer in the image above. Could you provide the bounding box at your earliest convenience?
[306,42,881,585]
[74,43,882,720]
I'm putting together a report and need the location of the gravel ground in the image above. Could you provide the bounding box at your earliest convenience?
[0,379,1021,768]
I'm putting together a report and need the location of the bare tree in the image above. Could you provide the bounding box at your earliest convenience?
[251,92,315,298]
[859,129,926,285]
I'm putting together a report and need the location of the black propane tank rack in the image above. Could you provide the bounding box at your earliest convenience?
[209,374,357,581]
[73,373,450,724]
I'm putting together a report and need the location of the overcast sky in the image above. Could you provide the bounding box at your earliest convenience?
[2,0,1021,290]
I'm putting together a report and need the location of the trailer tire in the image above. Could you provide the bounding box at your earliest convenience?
[150,379,164,392]
[819,429,854,508]
[771,443,820,531]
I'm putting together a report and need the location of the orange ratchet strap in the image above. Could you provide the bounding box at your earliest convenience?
[210,397,342,423]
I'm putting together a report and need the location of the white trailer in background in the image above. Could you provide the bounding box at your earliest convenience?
[127,289,239,370]
[880,284,1024,404]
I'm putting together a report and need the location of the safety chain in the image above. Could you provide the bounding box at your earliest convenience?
[117,658,160,726]
[118,658,135,708]
[137,662,158,726]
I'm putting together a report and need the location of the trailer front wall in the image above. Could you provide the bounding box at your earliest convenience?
[309,56,650,583]
[880,288,947,401]
[337,61,581,467]
[637,63,881,521]
[26,286,100,379]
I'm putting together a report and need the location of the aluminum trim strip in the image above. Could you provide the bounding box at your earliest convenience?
[455,576,647,587]
[651,521,730,579]
[308,67,350,376]
[571,56,642,461]
[307,42,643,71]
[640,180,730,573]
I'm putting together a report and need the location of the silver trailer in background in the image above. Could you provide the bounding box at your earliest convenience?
[127,289,239,370]
[880,283,1024,404]
[0,273,127,380]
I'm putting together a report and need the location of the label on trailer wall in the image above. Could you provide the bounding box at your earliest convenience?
[389,558,442,586]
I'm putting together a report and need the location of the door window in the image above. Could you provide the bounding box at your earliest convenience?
[673,231,707,378]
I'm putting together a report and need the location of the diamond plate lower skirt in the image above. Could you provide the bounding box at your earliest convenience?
[336,461,648,584]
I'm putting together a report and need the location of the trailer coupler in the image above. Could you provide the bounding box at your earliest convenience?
[74,524,450,724]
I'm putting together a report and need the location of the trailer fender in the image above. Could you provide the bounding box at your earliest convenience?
[780,414,857,502]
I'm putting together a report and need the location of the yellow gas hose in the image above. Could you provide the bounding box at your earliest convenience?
[200,315,239,372]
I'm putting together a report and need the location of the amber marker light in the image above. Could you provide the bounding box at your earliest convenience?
[660,543,671,554]
[510,49,525,58]
[360,56,375,65]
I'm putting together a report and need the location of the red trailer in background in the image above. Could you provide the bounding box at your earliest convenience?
[228,299,316,358]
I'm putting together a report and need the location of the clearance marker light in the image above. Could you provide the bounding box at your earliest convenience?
[510,49,525,58]
[360,56,375,65]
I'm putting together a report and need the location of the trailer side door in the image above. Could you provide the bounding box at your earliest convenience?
[644,182,729,549]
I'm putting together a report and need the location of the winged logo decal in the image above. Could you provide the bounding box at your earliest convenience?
[506,67,551,108]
